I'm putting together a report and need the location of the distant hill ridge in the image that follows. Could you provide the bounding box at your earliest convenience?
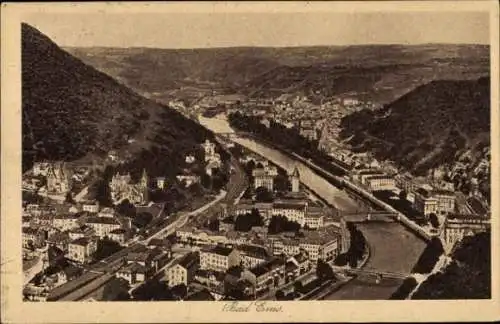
[22,23,213,175]
[339,76,490,176]
[66,44,489,105]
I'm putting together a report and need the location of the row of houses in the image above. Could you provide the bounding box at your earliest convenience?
[231,199,327,229]
[166,246,312,298]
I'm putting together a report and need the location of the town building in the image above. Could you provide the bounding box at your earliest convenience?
[414,189,439,216]
[441,214,490,254]
[240,258,285,295]
[155,177,166,190]
[238,245,270,269]
[53,214,81,231]
[98,207,115,218]
[67,237,97,264]
[364,175,396,191]
[271,200,308,227]
[176,174,201,187]
[46,162,72,194]
[85,217,121,239]
[304,213,324,229]
[32,162,51,176]
[108,228,127,245]
[46,231,71,253]
[22,227,45,249]
[68,225,95,241]
[200,246,241,272]
[253,168,274,191]
[116,262,148,285]
[432,190,456,215]
[202,139,216,161]
[82,201,100,213]
[166,252,199,287]
[109,169,149,205]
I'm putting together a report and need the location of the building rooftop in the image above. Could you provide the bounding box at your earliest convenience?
[432,189,455,197]
[365,175,394,181]
[109,228,127,234]
[86,217,120,225]
[177,252,200,270]
[447,213,490,221]
[238,244,269,260]
[70,237,92,246]
[22,227,39,235]
[273,202,306,210]
[119,262,148,274]
[47,231,70,243]
[203,245,235,257]
[249,258,285,277]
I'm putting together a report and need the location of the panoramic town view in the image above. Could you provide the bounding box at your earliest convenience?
[21,11,491,302]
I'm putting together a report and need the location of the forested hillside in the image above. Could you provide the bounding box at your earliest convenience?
[22,23,213,176]
[339,77,490,176]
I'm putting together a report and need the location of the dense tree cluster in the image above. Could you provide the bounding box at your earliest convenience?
[93,237,124,262]
[390,277,418,300]
[234,209,264,232]
[267,215,301,234]
[411,237,445,274]
[316,259,335,282]
[412,231,490,299]
[254,186,274,202]
[336,222,366,268]
[132,212,154,229]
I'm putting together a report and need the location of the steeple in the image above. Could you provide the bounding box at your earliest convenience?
[292,166,300,178]
[140,168,148,188]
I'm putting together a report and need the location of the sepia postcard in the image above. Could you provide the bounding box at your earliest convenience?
[1,1,499,323]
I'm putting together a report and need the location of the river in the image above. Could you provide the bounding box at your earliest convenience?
[199,115,427,299]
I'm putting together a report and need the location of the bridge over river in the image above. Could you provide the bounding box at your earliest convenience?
[199,115,427,300]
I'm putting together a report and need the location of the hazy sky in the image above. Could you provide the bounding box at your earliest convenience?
[24,11,490,48]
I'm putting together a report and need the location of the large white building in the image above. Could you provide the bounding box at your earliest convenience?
[200,246,241,272]
[441,214,490,254]
[253,168,275,191]
[166,252,199,287]
[85,217,121,239]
[67,237,97,264]
[271,201,308,226]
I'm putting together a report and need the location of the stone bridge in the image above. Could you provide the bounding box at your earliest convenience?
[332,266,409,280]
[341,211,398,223]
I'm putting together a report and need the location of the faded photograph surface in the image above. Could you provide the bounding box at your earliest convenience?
[18,6,492,305]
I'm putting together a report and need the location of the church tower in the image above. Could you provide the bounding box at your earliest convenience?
[290,166,300,193]
[139,169,149,204]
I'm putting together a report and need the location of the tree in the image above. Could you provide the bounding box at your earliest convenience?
[429,213,440,228]
[94,237,123,261]
[132,212,153,229]
[399,190,408,201]
[208,218,220,231]
[255,186,274,202]
[65,192,75,204]
[268,215,301,234]
[234,209,263,232]
[90,179,113,207]
[293,281,303,293]
[116,199,136,218]
[316,259,335,282]
[171,283,188,300]
[412,237,445,274]
[275,289,285,300]
[200,173,211,189]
